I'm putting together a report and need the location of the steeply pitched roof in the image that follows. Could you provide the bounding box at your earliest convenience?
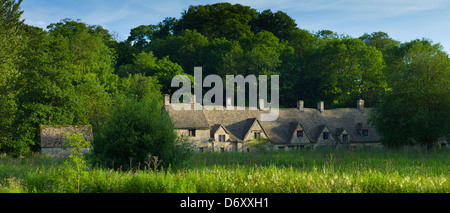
[163,104,210,129]
[286,121,313,143]
[167,103,380,143]
[242,118,270,141]
[210,124,239,141]
[314,125,338,141]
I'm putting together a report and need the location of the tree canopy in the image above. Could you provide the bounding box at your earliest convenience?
[369,39,450,149]
[0,2,449,155]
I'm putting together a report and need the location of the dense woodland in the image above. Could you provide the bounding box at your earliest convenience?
[1,1,449,156]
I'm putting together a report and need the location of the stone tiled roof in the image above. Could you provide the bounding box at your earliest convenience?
[210,124,239,141]
[163,104,210,129]
[165,102,380,144]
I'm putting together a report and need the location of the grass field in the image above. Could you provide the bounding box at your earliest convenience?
[0,147,449,193]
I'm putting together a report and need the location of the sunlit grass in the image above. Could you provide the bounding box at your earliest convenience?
[0,147,449,193]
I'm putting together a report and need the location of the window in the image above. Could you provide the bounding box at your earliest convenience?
[342,134,349,142]
[199,147,204,153]
[323,132,330,140]
[220,147,225,153]
[254,131,261,139]
[219,135,226,142]
[362,130,369,136]
[189,129,196,137]
[297,130,303,138]
[300,145,305,150]
[278,146,285,151]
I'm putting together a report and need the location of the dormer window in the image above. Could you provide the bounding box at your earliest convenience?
[218,135,226,142]
[362,130,369,136]
[323,132,330,140]
[342,134,349,142]
[297,130,303,138]
[254,131,261,139]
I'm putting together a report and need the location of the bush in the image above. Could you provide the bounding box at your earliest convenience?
[92,94,193,170]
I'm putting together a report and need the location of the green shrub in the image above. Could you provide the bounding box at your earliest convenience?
[92,94,193,170]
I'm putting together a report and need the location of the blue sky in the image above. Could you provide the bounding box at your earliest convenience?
[21,0,450,53]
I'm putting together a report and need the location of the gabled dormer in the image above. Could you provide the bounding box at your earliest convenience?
[210,124,237,142]
[242,118,270,142]
[289,121,312,144]
[357,123,370,137]
[315,125,337,145]
[335,128,350,143]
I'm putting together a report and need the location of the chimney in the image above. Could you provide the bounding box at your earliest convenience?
[164,94,170,106]
[317,101,324,112]
[258,98,265,110]
[297,100,304,111]
[357,99,364,110]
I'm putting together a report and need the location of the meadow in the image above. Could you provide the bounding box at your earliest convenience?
[0,147,449,193]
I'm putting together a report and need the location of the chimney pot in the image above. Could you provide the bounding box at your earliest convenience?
[317,101,324,112]
[164,94,170,106]
[297,100,304,111]
[357,99,364,110]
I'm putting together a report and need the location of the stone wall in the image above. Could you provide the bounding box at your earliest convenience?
[40,125,93,157]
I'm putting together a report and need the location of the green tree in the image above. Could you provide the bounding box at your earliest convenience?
[250,9,297,41]
[46,19,118,129]
[92,92,193,170]
[219,30,289,77]
[359,31,400,54]
[119,74,162,101]
[13,20,118,154]
[369,39,450,149]
[304,38,385,107]
[279,28,317,107]
[127,17,177,50]
[148,29,209,75]
[0,0,26,155]
[173,3,255,40]
[127,25,158,50]
[199,37,236,76]
[117,51,190,94]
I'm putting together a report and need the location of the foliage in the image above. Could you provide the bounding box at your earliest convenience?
[0,0,26,156]
[126,17,176,50]
[358,31,400,54]
[4,19,118,155]
[369,39,450,148]
[250,9,298,41]
[1,147,450,193]
[173,3,255,40]
[246,137,271,151]
[59,131,91,192]
[117,52,191,94]
[0,2,449,157]
[148,29,209,76]
[92,93,193,170]
[303,37,386,107]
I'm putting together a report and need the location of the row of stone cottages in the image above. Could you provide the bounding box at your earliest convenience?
[162,94,382,152]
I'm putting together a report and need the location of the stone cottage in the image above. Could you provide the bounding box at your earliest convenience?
[163,95,381,152]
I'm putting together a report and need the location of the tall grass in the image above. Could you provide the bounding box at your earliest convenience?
[0,147,449,193]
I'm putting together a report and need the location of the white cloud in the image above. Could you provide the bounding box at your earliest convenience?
[84,3,134,26]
